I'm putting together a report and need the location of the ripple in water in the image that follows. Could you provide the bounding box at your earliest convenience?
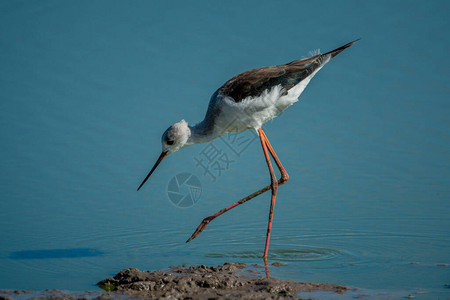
[205,247,343,262]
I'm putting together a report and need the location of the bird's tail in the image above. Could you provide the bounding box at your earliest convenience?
[323,39,360,58]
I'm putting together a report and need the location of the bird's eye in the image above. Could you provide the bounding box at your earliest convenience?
[167,140,174,145]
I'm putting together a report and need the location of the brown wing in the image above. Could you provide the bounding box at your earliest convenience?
[218,56,322,102]
[218,40,358,102]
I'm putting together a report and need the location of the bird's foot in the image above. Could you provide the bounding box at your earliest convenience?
[186,216,214,243]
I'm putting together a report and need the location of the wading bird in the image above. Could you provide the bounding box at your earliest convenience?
[138,40,358,258]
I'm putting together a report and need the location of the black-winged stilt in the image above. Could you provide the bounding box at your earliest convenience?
[138,40,358,258]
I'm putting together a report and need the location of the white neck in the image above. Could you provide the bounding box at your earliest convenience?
[185,119,217,146]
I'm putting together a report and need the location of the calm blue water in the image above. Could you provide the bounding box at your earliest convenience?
[1,1,449,298]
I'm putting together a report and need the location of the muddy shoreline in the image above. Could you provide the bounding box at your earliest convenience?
[0,262,353,299]
[97,262,351,299]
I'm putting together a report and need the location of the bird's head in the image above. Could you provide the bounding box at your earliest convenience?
[161,119,191,155]
[137,120,191,191]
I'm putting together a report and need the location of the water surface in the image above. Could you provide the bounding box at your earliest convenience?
[0,1,449,299]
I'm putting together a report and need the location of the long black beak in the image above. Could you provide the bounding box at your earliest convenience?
[137,151,168,191]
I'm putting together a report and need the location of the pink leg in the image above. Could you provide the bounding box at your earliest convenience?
[186,129,289,256]
[259,129,289,183]
[259,130,289,258]
[264,256,270,278]
[258,128,278,258]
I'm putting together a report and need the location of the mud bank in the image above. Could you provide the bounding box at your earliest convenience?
[0,262,352,299]
[97,262,351,299]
